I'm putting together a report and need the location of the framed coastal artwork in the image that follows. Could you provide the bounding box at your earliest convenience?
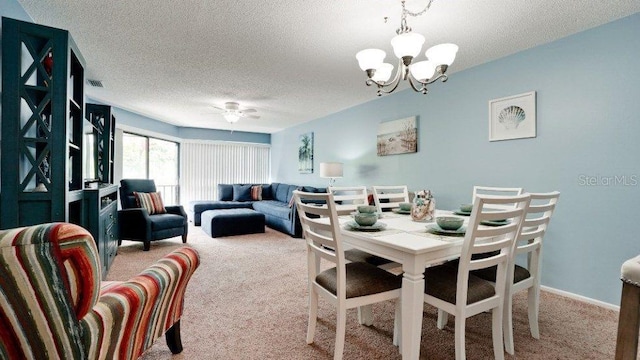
[298,132,314,173]
[377,116,418,156]
[489,91,536,141]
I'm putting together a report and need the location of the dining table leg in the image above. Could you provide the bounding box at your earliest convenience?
[401,267,425,360]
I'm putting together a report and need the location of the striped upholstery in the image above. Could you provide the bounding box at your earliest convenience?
[0,223,200,360]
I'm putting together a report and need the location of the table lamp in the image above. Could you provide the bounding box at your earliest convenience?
[319,162,343,187]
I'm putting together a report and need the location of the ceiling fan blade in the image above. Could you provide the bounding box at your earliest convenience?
[211,105,226,111]
[242,108,257,113]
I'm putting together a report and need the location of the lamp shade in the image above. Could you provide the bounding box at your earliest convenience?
[319,162,343,178]
[390,32,425,59]
[409,60,436,81]
[371,63,394,83]
[425,43,459,66]
[356,49,386,71]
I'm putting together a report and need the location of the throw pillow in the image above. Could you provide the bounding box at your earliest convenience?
[218,184,234,201]
[251,185,263,201]
[133,192,167,215]
[232,184,253,202]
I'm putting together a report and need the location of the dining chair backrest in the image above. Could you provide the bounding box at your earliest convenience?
[327,186,369,215]
[458,194,531,307]
[472,186,524,210]
[513,191,560,281]
[293,190,345,279]
[372,185,410,213]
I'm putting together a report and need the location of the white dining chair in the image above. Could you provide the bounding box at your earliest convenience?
[327,186,369,215]
[471,191,560,354]
[293,190,402,360]
[372,185,410,213]
[328,186,394,268]
[424,193,531,360]
[472,186,524,210]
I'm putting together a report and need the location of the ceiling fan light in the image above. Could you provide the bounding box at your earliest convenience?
[356,49,386,72]
[409,60,436,81]
[371,63,394,83]
[390,32,425,59]
[224,112,240,123]
[425,43,459,66]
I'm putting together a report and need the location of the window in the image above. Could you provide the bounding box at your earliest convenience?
[122,133,179,205]
[180,142,270,206]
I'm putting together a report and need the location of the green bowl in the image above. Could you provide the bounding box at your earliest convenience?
[399,202,412,211]
[354,212,378,226]
[460,203,473,212]
[357,205,377,214]
[436,216,464,231]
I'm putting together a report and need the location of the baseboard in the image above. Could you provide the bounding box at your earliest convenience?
[541,285,619,311]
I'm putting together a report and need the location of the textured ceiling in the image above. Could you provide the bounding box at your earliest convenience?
[16,0,640,134]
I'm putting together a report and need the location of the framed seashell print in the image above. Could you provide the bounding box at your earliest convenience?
[489,91,536,141]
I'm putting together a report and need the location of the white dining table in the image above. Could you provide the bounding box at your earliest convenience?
[337,209,470,360]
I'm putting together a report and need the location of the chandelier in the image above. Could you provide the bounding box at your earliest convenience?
[356,0,458,96]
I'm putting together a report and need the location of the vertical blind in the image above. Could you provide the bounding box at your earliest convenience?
[180,141,270,206]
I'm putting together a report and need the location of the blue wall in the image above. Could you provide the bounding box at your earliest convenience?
[0,0,31,22]
[271,13,640,305]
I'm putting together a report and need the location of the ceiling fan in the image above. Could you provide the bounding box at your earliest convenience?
[212,102,260,123]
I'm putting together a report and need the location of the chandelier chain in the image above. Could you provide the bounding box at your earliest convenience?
[403,0,434,18]
[398,0,435,34]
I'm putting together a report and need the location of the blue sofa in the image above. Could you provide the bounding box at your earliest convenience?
[188,183,326,238]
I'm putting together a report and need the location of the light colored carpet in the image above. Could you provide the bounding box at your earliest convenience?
[107,225,619,359]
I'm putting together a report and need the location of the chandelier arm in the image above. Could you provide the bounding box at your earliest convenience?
[422,73,448,85]
[407,76,427,94]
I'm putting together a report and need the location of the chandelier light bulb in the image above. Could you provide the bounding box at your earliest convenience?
[390,32,425,59]
[409,60,436,82]
[371,63,394,83]
[425,43,459,66]
[356,49,386,72]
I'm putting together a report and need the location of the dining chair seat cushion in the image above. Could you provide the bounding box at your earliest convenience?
[316,262,402,298]
[621,254,640,285]
[344,249,393,266]
[472,264,531,284]
[424,265,496,305]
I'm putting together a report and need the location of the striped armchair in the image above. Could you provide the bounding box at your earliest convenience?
[0,222,200,359]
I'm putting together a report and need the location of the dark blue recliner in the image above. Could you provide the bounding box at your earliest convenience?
[118,179,188,251]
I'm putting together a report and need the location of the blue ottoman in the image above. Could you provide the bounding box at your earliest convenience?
[201,209,265,238]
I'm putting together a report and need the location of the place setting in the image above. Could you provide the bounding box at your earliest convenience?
[344,205,406,236]
[453,203,473,216]
[426,216,467,237]
[345,205,387,231]
[391,202,412,215]
[451,203,510,226]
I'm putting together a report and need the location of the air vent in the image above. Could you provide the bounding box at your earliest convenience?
[87,79,104,88]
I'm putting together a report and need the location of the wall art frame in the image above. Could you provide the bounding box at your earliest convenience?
[377,116,418,156]
[489,91,536,141]
[298,132,314,173]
